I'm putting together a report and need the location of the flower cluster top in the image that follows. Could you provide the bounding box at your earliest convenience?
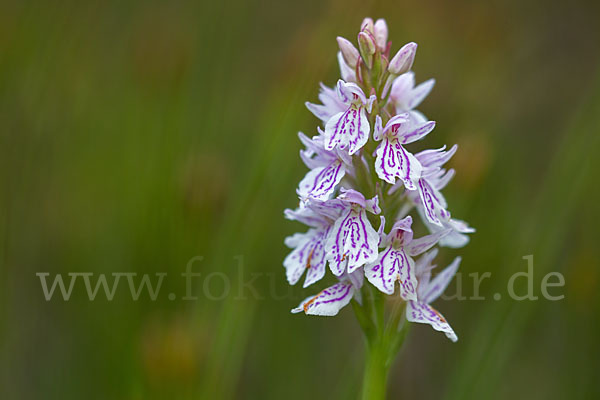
[284,18,474,342]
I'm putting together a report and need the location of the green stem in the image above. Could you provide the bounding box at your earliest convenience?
[360,342,390,400]
[359,299,409,400]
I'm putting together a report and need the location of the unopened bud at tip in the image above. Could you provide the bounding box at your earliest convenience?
[357,31,376,68]
[388,42,417,75]
[373,19,388,51]
[361,17,374,34]
[336,36,360,68]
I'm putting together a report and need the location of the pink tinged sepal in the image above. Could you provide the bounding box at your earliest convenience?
[417,178,447,227]
[397,120,436,144]
[441,219,475,248]
[374,136,422,189]
[297,159,346,201]
[291,281,355,316]
[417,144,458,171]
[283,227,330,287]
[388,42,417,75]
[284,206,329,229]
[420,256,461,304]
[325,208,379,276]
[390,72,435,112]
[406,300,458,342]
[405,229,452,256]
[364,246,418,300]
[337,188,380,215]
[414,248,439,277]
[298,131,338,170]
[305,83,348,124]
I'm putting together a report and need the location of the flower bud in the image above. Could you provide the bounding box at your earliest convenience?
[388,42,417,75]
[374,19,388,51]
[336,36,360,68]
[358,31,376,68]
[361,17,374,35]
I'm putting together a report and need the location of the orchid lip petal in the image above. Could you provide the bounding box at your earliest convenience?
[292,281,355,316]
[326,208,379,276]
[406,300,458,342]
[365,246,418,300]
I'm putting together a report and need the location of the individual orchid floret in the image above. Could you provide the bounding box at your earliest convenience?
[373,114,435,190]
[406,251,461,342]
[389,71,435,123]
[283,226,331,288]
[283,202,337,288]
[388,42,417,75]
[324,80,376,155]
[291,269,364,316]
[296,132,353,201]
[283,196,350,287]
[325,189,381,276]
[364,216,450,300]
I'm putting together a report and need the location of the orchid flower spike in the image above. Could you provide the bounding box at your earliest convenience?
[284,20,475,395]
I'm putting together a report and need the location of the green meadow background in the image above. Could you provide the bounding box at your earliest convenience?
[1,0,599,399]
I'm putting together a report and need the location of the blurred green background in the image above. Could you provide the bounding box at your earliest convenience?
[1,0,599,399]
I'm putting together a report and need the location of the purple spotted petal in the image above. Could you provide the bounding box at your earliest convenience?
[364,246,417,300]
[406,300,457,342]
[374,137,422,189]
[397,121,436,145]
[420,256,461,303]
[291,281,354,316]
[297,159,346,200]
[283,226,330,286]
[324,105,370,155]
[325,209,379,276]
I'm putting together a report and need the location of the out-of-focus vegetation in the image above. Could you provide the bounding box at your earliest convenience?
[1,0,599,399]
